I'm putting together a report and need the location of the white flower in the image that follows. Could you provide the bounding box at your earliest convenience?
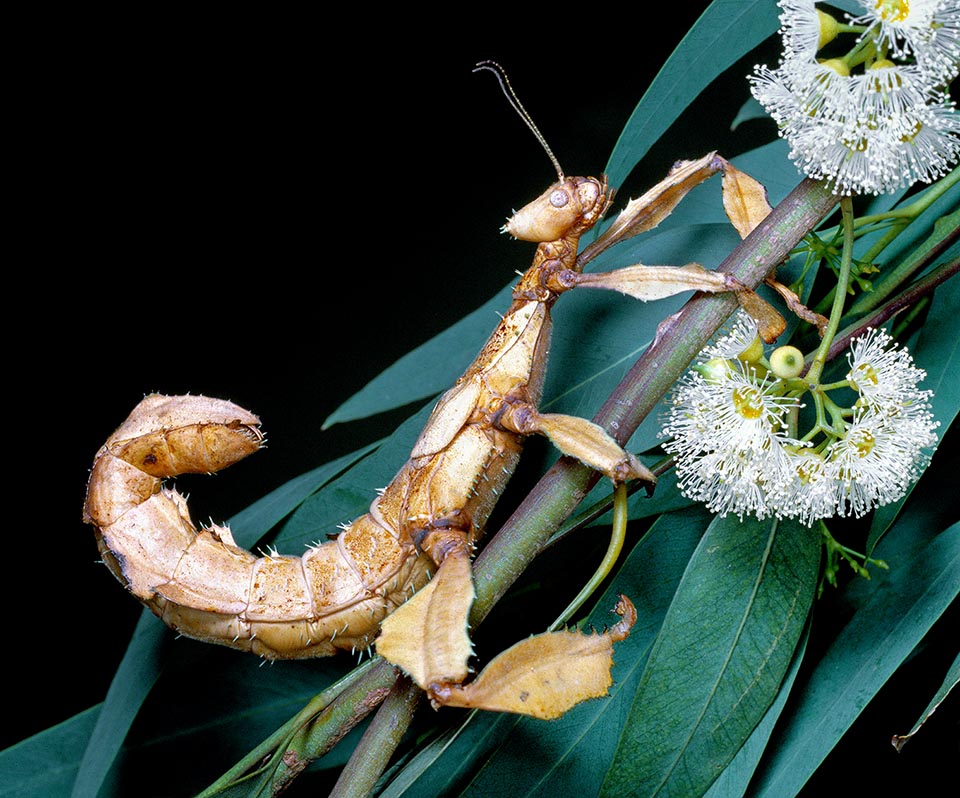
[882,101,960,185]
[778,0,837,57]
[770,449,840,525]
[703,310,763,361]
[662,323,939,525]
[851,63,940,120]
[772,327,939,524]
[753,58,960,193]
[750,0,960,194]
[853,0,960,83]
[660,361,804,520]
[846,327,932,413]
[821,404,938,518]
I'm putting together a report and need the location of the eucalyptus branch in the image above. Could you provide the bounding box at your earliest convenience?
[273,659,401,794]
[200,657,398,796]
[197,661,379,797]
[807,196,856,384]
[330,675,421,798]
[847,204,960,317]
[471,177,838,619]
[822,257,960,364]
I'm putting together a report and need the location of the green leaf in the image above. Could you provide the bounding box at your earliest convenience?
[229,442,381,549]
[275,404,433,549]
[829,0,870,14]
[750,520,960,796]
[703,625,811,798]
[730,96,767,131]
[71,614,168,798]
[600,515,822,798]
[604,0,780,189]
[891,649,960,752]
[0,706,102,798]
[322,285,513,427]
[376,711,509,798]
[379,506,714,797]
[111,649,357,797]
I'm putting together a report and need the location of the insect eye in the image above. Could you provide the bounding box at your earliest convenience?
[549,189,569,208]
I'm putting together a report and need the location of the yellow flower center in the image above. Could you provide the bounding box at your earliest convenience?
[851,429,876,457]
[732,386,764,420]
[900,120,924,143]
[794,451,825,484]
[874,0,910,23]
[851,363,880,389]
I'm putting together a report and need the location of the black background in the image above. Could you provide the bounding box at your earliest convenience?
[12,6,956,794]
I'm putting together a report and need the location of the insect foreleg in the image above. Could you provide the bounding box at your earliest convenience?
[546,153,787,342]
[497,401,656,485]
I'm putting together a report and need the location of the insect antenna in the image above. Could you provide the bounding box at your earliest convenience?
[474,59,564,182]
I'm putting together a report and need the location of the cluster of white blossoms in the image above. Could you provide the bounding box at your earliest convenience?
[659,315,939,525]
[750,0,960,194]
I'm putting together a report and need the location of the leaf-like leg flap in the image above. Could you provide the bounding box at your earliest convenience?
[428,595,636,719]
[375,552,474,689]
[501,405,656,486]
[734,287,786,343]
[721,161,772,239]
[582,153,724,262]
[569,263,730,301]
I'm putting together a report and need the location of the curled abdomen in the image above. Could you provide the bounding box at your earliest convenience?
[84,394,432,659]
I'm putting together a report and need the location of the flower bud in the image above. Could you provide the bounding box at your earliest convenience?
[770,345,805,378]
[737,334,766,365]
[818,58,851,77]
[816,10,839,49]
[696,357,732,384]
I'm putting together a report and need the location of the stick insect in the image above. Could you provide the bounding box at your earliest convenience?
[84,60,779,718]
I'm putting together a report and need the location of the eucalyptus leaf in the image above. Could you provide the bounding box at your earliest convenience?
[703,625,811,798]
[71,615,168,798]
[730,97,768,131]
[275,404,434,550]
[108,648,357,797]
[229,442,381,549]
[322,286,513,428]
[750,521,959,797]
[0,706,102,798]
[376,712,510,798]
[605,0,780,189]
[600,515,821,798]
[891,650,960,752]
[379,506,714,797]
